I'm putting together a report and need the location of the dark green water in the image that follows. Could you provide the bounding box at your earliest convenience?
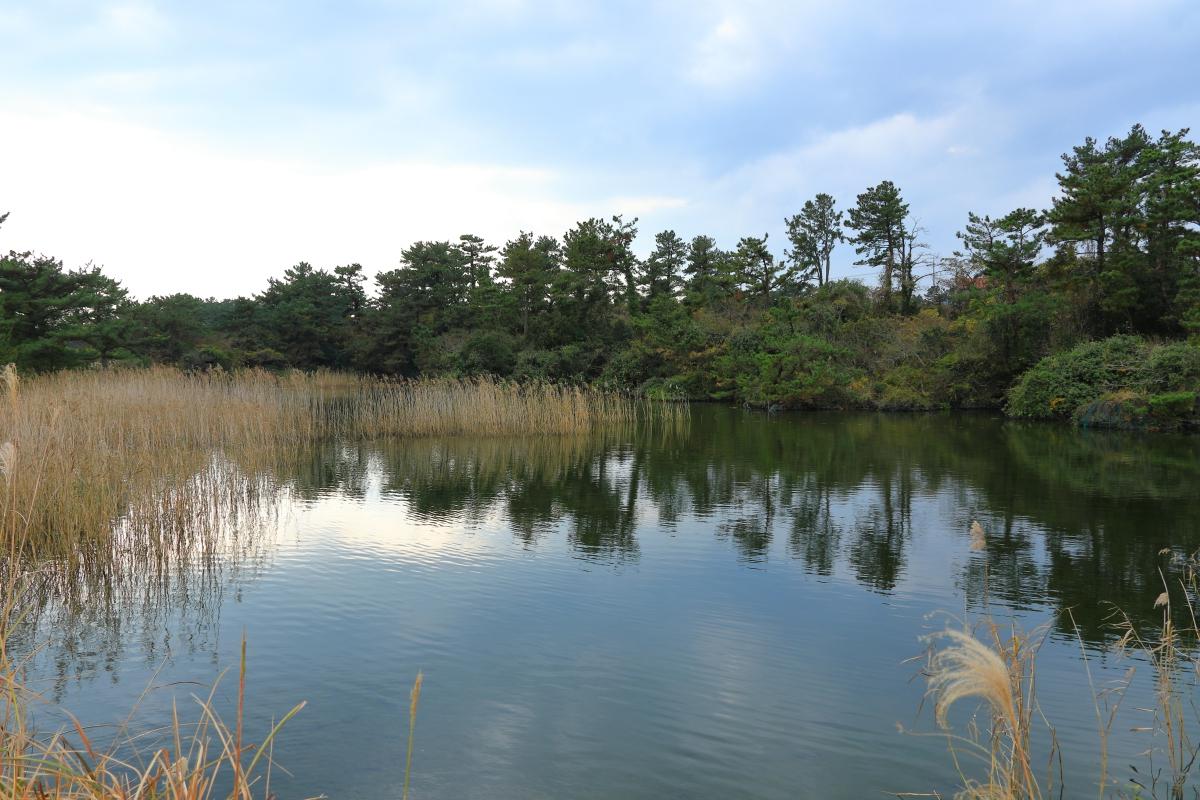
[16,408,1200,797]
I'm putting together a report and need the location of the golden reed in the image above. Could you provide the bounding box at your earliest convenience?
[0,366,682,562]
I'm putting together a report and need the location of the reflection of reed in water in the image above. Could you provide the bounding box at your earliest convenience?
[0,366,685,571]
[7,452,285,700]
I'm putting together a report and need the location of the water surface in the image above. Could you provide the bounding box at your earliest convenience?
[18,408,1200,797]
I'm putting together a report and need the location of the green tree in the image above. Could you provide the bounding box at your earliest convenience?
[957,209,1046,304]
[64,269,131,367]
[1139,129,1200,334]
[683,235,730,305]
[785,193,842,287]
[1048,126,1200,334]
[334,263,368,320]
[129,294,210,364]
[640,230,686,306]
[256,262,363,369]
[732,234,778,301]
[846,181,909,310]
[457,234,498,291]
[0,252,128,370]
[497,232,558,339]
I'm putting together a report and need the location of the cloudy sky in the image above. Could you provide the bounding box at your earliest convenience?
[1,0,1197,298]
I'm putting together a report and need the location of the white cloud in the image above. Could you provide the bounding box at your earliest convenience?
[680,0,835,89]
[702,110,982,220]
[634,104,1036,279]
[688,14,761,89]
[97,1,171,44]
[0,105,683,298]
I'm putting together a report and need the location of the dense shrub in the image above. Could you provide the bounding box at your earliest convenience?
[1010,336,1200,426]
[1148,391,1198,429]
[877,365,946,411]
[458,330,517,376]
[1143,342,1200,392]
[1007,335,1148,419]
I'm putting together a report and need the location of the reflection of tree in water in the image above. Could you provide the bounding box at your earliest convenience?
[291,434,645,561]
[786,475,840,576]
[20,408,1198,678]
[847,468,913,592]
[717,472,775,564]
[353,409,1200,642]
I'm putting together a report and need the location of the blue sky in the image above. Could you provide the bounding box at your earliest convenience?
[1,0,1197,298]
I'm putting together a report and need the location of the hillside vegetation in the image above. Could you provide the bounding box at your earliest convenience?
[2,124,1198,428]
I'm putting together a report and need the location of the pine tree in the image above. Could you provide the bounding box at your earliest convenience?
[957,209,1046,304]
[498,232,559,338]
[732,234,777,300]
[640,230,686,306]
[683,235,728,305]
[785,193,842,287]
[457,234,498,290]
[845,181,909,310]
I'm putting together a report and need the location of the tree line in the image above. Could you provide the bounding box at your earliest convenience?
[2,124,1198,414]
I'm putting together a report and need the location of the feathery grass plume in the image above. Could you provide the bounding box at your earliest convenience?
[926,629,1015,731]
[0,442,13,479]
[912,541,1200,799]
[923,622,1043,800]
[1,364,18,416]
[969,521,986,552]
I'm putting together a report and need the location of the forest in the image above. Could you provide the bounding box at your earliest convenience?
[3,123,1199,428]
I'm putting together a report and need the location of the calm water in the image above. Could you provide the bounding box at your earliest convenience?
[15,408,1200,798]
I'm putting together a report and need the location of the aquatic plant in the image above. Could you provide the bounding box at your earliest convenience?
[0,366,683,568]
[920,532,1200,799]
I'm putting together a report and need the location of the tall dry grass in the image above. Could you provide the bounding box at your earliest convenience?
[1,435,301,800]
[1,628,305,800]
[1,365,482,798]
[921,622,1044,800]
[920,524,1200,800]
[0,365,682,566]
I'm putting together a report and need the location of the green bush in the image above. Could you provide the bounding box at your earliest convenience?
[1007,335,1147,419]
[727,334,855,409]
[1147,391,1197,427]
[877,365,944,410]
[458,330,517,376]
[1143,342,1200,392]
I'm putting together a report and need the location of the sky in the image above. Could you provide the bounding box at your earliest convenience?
[1,0,1198,299]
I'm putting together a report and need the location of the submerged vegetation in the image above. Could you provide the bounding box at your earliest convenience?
[2,124,1198,428]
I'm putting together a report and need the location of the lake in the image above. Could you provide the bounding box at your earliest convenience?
[13,407,1200,798]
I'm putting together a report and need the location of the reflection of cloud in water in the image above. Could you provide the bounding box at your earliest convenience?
[289,492,505,566]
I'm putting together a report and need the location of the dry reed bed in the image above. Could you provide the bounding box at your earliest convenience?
[0,366,682,564]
